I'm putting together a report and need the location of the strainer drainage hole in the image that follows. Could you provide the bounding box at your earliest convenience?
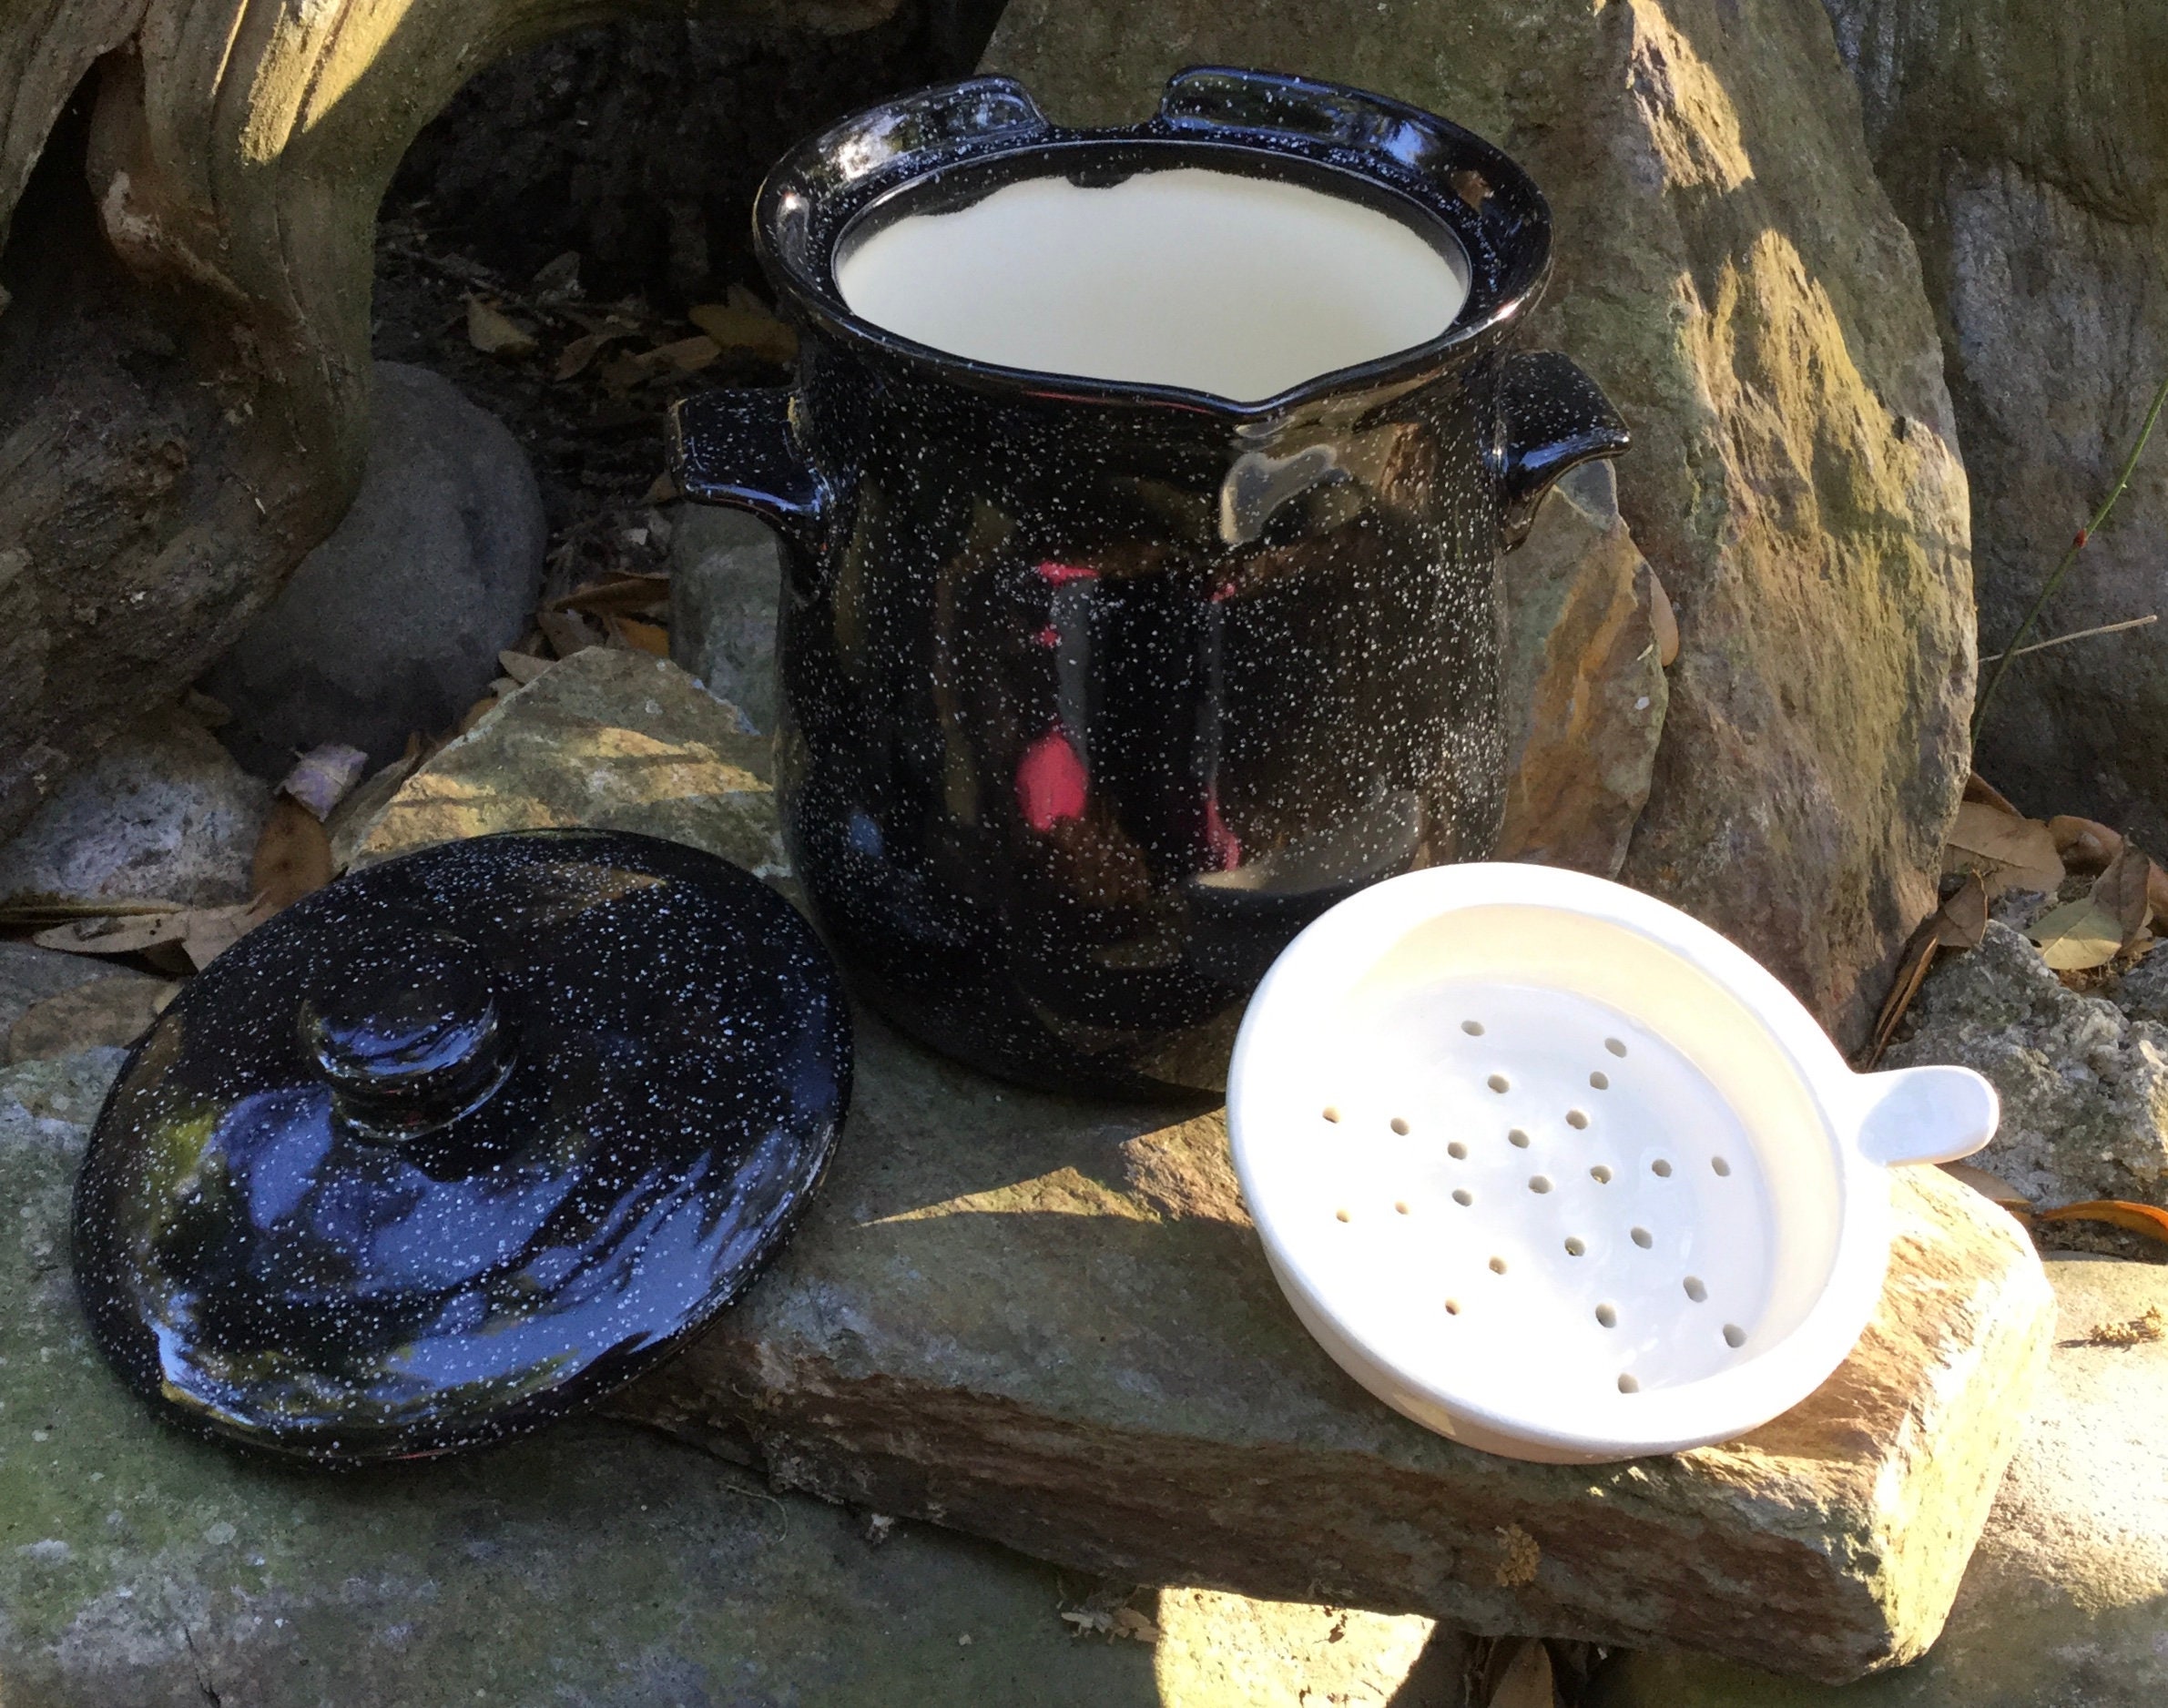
[1322,1106,1341,1123]
[1617,1373,1640,1393]
[1487,1073,1511,1093]
[1723,1324,1747,1348]
[1489,1256,1509,1275]
[1590,1164,1614,1184]
[1683,1276,1708,1302]
[1389,1116,1410,1135]
[1452,1188,1473,1206]
[1590,1071,1610,1090]
[1509,1128,1532,1148]
[1394,1200,1411,1216]
[1461,1020,1485,1036]
[1605,1038,1628,1057]
[1566,1110,1590,1130]
[1651,1158,1674,1177]
[1630,1225,1653,1248]
[1595,1303,1619,1328]
[1529,1175,1553,1194]
[1335,1208,1351,1223]
[1564,1236,1586,1256]
[1448,1141,1469,1160]
[1712,1155,1733,1176]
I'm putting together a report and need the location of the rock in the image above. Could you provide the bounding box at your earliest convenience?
[201,361,547,777]
[1496,461,1669,877]
[1586,1257,2168,1707]
[1155,1590,1461,1705]
[0,711,268,907]
[0,1049,1463,1707]
[982,0,1974,1054]
[351,652,2051,1683]
[615,1048,2047,1684]
[0,1053,1135,1706]
[669,502,783,733]
[1885,922,2168,1207]
[5,975,174,1063]
[1823,1,2168,849]
[0,944,127,1042]
[345,646,783,876]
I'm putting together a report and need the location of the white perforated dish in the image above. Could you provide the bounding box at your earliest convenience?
[1226,863,2000,1463]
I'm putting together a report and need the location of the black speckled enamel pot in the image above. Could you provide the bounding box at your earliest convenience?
[671,68,1628,1095]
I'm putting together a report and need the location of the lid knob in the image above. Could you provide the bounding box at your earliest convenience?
[298,924,513,1141]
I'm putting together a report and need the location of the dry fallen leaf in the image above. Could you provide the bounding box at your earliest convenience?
[1644,567,1679,667]
[2078,1303,2166,1348]
[606,614,669,656]
[2049,815,2123,871]
[1963,771,2024,816]
[555,327,636,381]
[2038,1199,2168,1247]
[455,695,501,735]
[465,296,537,357]
[1941,1161,2033,1214]
[538,608,604,659]
[2028,895,2124,971]
[554,573,671,619]
[498,649,553,686]
[1108,1608,1159,1644]
[1486,1638,1555,1708]
[182,900,275,971]
[1864,873,1988,1068]
[33,910,191,956]
[687,299,799,365]
[648,333,721,373]
[2093,839,2154,950]
[253,796,334,912]
[279,742,370,821]
[0,896,183,930]
[1943,799,2064,897]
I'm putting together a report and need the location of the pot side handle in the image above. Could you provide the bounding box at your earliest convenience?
[1851,1063,2001,1168]
[669,389,829,554]
[1495,351,1631,548]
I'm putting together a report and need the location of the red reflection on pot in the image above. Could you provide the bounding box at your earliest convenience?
[1017,728,1089,831]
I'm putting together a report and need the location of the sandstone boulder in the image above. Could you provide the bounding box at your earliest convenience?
[982,0,1975,1049]
[1824,0,2168,848]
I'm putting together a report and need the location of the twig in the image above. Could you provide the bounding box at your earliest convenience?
[1979,613,2159,664]
[1974,371,2168,738]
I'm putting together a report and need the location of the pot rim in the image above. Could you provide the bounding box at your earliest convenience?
[750,66,1555,422]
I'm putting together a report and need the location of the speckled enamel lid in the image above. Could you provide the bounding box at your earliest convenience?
[71,830,851,1466]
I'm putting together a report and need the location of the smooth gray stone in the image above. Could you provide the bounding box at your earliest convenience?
[0,712,267,908]
[203,362,546,775]
[669,502,781,734]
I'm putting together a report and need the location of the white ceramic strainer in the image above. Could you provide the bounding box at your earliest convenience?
[1226,863,1999,1463]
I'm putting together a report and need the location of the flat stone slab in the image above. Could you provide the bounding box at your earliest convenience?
[354,649,2056,1685]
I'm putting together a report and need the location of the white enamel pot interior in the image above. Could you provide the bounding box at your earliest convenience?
[1226,862,1999,1464]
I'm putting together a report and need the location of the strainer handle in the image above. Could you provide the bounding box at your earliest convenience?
[1851,1064,2000,1167]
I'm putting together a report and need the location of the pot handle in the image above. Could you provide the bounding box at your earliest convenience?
[669,389,830,554]
[1850,1063,2001,1168]
[1495,351,1631,548]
